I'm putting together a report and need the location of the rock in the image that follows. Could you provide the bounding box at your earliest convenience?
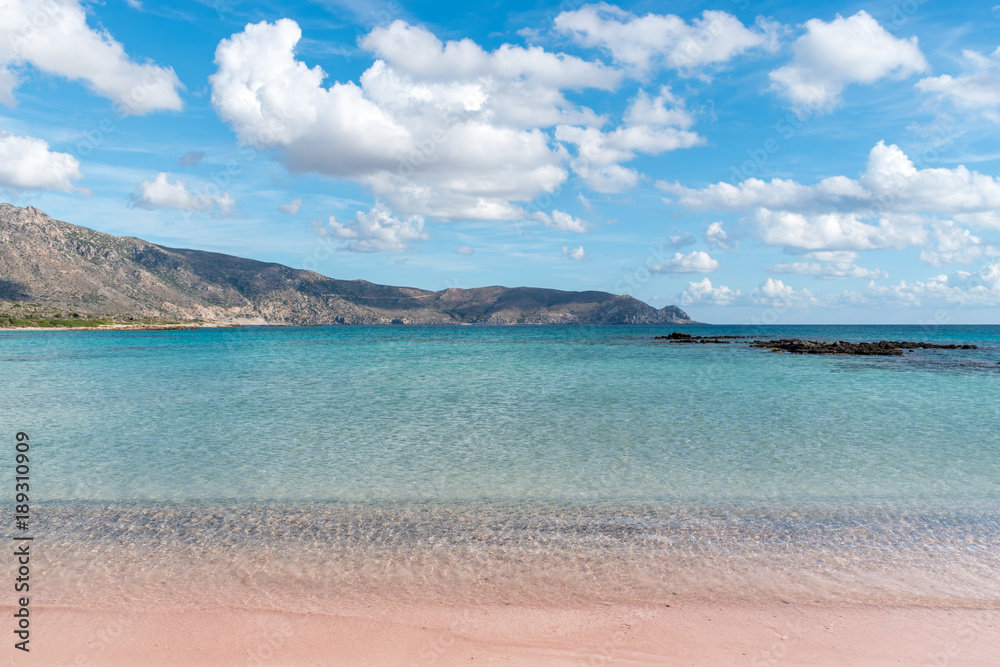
[654,332,694,340]
[653,332,742,344]
[749,339,977,356]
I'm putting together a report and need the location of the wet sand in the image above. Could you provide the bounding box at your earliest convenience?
[6,503,998,664]
[3,599,998,665]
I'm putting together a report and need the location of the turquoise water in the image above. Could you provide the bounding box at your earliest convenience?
[2,324,999,504]
[2,325,999,606]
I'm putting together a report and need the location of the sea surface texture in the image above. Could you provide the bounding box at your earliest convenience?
[2,325,999,608]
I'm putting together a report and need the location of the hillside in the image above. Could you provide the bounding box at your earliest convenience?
[0,204,696,326]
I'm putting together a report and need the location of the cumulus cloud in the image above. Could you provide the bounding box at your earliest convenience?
[455,245,474,255]
[0,130,83,191]
[749,209,925,251]
[858,263,1000,306]
[769,11,927,112]
[919,221,994,267]
[750,278,818,307]
[278,197,302,215]
[660,141,1000,223]
[324,202,430,253]
[0,0,182,114]
[130,172,234,215]
[679,278,739,306]
[917,47,1000,121]
[553,3,779,75]
[705,221,734,249]
[650,250,719,273]
[663,141,1000,258]
[555,87,702,192]
[562,245,590,261]
[360,19,620,93]
[768,251,887,279]
[210,19,642,222]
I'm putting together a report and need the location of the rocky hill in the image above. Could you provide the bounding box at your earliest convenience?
[0,203,696,326]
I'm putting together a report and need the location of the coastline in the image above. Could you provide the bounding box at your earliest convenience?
[5,599,997,665]
[0,321,246,331]
[0,321,696,331]
[4,326,998,664]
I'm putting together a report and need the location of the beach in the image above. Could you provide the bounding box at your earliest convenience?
[3,498,999,665]
[6,0,1000,661]
[7,600,998,665]
[2,325,998,664]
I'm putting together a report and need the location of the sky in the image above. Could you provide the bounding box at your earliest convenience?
[2,0,1000,323]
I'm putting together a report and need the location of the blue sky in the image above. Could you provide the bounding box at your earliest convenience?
[2,0,1000,323]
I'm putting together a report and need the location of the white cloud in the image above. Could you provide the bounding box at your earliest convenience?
[553,3,778,75]
[556,87,702,193]
[769,11,927,112]
[650,250,719,273]
[210,19,634,221]
[750,209,925,251]
[278,197,302,215]
[562,245,589,261]
[536,209,591,233]
[919,220,991,267]
[858,263,1000,306]
[360,19,620,92]
[0,68,17,106]
[679,278,739,306]
[705,221,733,249]
[211,20,409,176]
[130,172,234,215]
[325,202,430,253]
[663,142,1000,256]
[0,130,83,191]
[455,245,474,255]
[711,141,1000,221]
[750,278,818,307]
[0,0,182,114]
[768,250,887,279]
[917,47,1000,121]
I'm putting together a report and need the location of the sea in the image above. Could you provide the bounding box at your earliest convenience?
[2,324,999,610]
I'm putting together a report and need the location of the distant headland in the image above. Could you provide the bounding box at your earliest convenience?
[0,203,695,328]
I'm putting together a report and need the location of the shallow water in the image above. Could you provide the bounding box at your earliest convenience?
[29,500,1000,609]
[2,325,999,607]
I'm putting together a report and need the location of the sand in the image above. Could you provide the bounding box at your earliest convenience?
[3,599,997,666]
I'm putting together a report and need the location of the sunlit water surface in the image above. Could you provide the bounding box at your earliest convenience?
[2,325,998,607]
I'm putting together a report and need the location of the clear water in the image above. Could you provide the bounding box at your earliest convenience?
[2,325,999,607]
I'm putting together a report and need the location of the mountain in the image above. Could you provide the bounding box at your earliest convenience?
[0,203,696,326]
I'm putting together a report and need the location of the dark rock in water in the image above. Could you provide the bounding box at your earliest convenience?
[750,339,977,356]
[653,332,744,344]
[655,332,694,340]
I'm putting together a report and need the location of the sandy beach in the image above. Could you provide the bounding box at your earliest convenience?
[4,599,997,666]
[5,326,999,665]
